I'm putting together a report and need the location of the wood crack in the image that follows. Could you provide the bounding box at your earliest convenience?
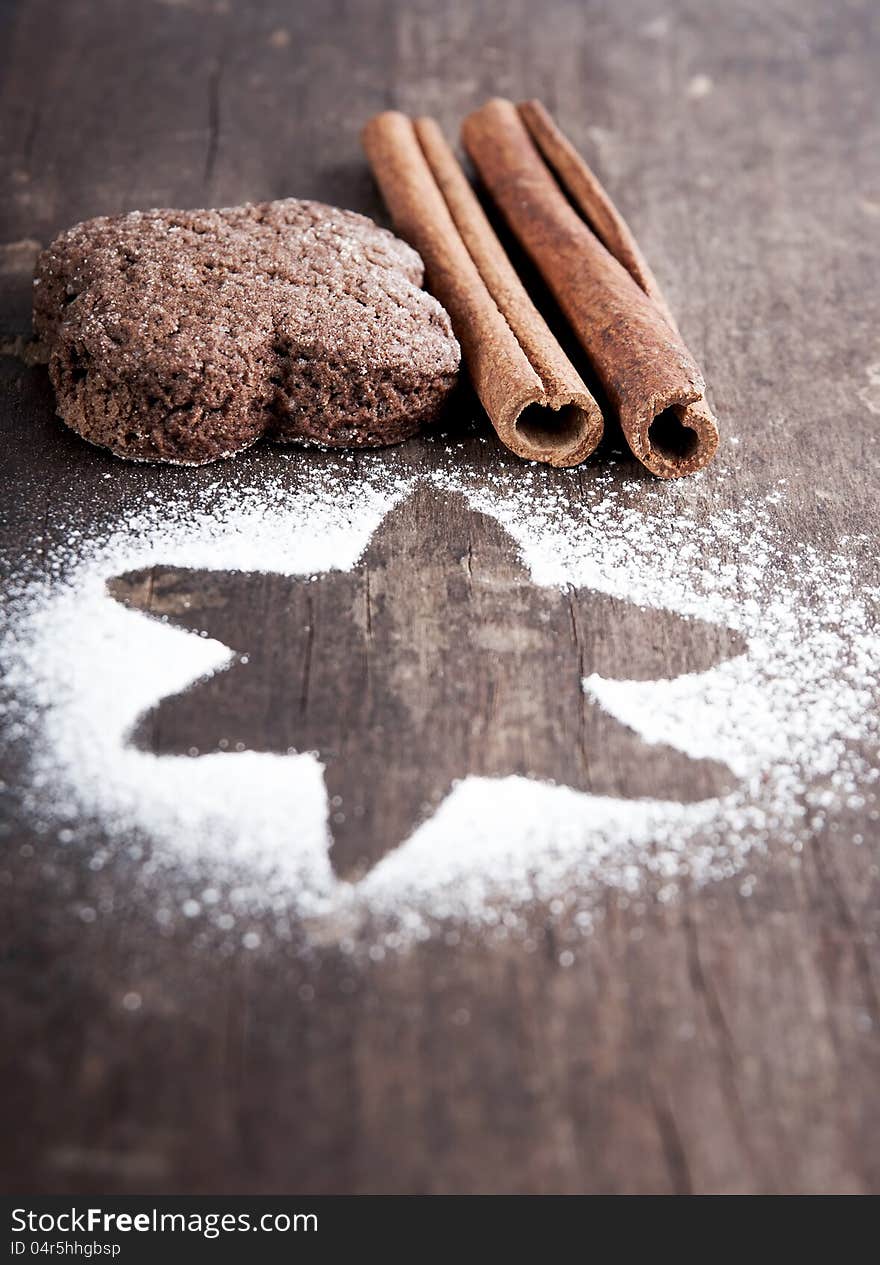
[364,565,373,640]
[203,57,224,188]
[300,591,314,714]
[682,904,762,1178]
[566,590,589,776]
[808,833,880,1029]
[23,100,42,164]
[648,1082,693,1194]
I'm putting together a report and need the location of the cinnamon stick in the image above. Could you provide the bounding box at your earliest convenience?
[361,110,603,467]
[519,98,678,332]
[462,98,719,478]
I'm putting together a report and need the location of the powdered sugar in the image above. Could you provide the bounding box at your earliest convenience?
[2,448,878,949]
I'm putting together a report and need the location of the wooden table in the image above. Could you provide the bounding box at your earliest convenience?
[1,0,878,1194]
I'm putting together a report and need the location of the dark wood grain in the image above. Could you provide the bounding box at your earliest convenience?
[1,0,879,1195]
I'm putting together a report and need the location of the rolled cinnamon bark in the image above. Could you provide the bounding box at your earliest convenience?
[462,98,719,478]
[518,98,678,331]
[361,110,603,467]
[518,99,720,462]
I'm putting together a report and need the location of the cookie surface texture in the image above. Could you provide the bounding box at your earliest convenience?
[34,199,460,463]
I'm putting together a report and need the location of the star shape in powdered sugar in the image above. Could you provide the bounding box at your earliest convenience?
[108,484,745,880]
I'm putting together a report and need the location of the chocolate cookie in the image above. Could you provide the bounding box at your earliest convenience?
[33,199,460,463]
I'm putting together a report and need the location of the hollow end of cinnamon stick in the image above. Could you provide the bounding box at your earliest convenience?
[496,388,602,468]
[518,402,590,452]
[362,109,603,469]
[629,395,719,480]
[504,399,602,468]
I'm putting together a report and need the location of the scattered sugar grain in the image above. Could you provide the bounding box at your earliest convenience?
[1,453,878,951]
